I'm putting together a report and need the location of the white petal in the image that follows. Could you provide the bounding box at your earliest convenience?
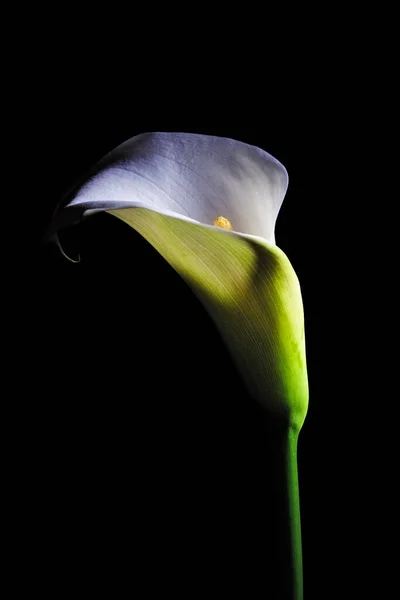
[49,132,288,244]
[46,132,307,428]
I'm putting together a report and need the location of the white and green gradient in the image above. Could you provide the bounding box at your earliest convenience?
[107,207,308,429]
[48,132,309,599]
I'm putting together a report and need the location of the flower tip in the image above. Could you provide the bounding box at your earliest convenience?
[213,216,233,231]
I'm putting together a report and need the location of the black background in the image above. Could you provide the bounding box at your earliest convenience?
[10,15,390,596]
[21,111,324,597]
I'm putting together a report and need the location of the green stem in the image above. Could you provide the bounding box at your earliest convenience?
[260,420,303,600]
[284,427,303,600]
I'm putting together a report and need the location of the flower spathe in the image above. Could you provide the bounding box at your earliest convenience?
[48,132,308,430]
[48,132,287,244]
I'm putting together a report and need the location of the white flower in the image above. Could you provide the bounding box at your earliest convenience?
[48,132,308,430]
[47,132,309,598]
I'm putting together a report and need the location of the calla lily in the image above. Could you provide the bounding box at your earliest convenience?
[47,132,308,599]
